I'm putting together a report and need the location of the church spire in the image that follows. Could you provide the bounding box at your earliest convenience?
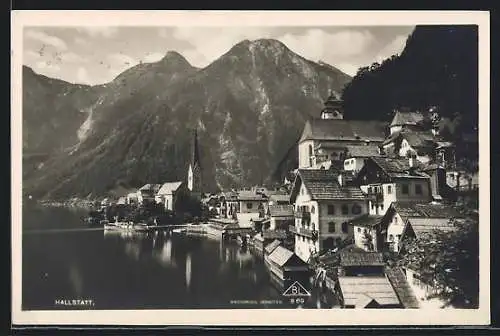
[191,128,201,168]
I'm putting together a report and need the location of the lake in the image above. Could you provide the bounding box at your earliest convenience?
[22,204,334,310]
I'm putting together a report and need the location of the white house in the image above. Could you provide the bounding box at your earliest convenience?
[157,181,185,211]
[289,169,369,263]
[379,201,460,253]
[347,214,384,252]
[354,156,432,216]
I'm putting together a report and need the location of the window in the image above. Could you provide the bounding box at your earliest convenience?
[357,227,361,233]
[341,222,349,233]
[396,234,401,242]
[311,223,315,230]
[380,204,384,211]
[368,186,372,193]
[394,216,398,225]
[327,205,335,215]
[341,205,349,215]
[301,187,304,195]
[328,222,336,233]
[352,204,362,215]
[387,185,392,194]
[371,202,375,210]
[402,184,409,195]
[415,184,423,195]
[389,234,394,241]
[311,205,315,214]
[247,202,253,209]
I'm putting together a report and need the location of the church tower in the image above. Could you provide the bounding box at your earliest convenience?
[187,129,202,199]
[320,91,344,120]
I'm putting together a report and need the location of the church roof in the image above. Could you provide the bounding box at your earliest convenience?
[345,145,381,158]
[299,119,387,143]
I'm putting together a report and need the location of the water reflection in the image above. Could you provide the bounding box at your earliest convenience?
[185,253,192,291]
[69,263,83,296]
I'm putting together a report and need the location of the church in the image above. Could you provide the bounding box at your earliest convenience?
[297,92,388,170]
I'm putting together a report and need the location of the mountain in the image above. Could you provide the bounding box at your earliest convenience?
[22,39,352,199]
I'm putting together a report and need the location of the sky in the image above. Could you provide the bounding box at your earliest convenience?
[23,26,415,85]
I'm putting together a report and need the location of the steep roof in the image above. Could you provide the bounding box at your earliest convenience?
[371,157,429,179]
[267,246,294,267]
[392,201,462,219]
[139,183,162,192]
[264,239,282,254]
[345,145,381,158]
[390,111,425,127]
[385,267,420,309]
[269,194,290,204]
[268,204,294,217]
[299,119,387,143]
[293,169,366,201]
[340,252,385,267]
[338,276,400,307]
[402,131,437,150]
[348,214,384,228]
[157,181,183,195]
[237,191,267,201]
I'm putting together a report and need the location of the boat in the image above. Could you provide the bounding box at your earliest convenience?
[172,228,187,234]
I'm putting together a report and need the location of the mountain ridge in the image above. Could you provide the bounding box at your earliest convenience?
[22,38,352,199]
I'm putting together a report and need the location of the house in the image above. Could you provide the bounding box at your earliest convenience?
[268,193,290,206]
[126,191,139,205]
[348,214,384,252]
[379,201,461,253]
[289,169,369,263]
[235,190,268,227]
[157,181,186,211]
[388,110,426,135]
[338,251,385,277]
[223,191,239,219]
[354,156,432,216]
[136,184,162,205]
[343,145,381,173]
[336,276,401,308]
[383,110,456,167]
[298,93,387,170]
[264,245,310,286]
[116,196,127,205]
[267,204,295,231]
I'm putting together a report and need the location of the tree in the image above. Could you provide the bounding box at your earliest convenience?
[396,211,479,308]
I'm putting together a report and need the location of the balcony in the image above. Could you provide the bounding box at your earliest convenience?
[294,210,311,219]
[289,225,318,240]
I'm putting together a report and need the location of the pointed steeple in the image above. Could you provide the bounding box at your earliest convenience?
[191,128,201,169]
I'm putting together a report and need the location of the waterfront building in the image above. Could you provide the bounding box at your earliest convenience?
[157,181,186,211]
[267,204,294,231]
[289,169,369,263]
[136,184,162,205]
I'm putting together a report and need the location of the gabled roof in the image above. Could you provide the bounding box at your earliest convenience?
[392,201,462,219]
[299,118,387,143]
[267,246,294,267]
[264,239,282,254]
[269,194,290,204]
[402,131,437,150]
[348,214,384,228]
[385,267,420,309]
[237,191,267,201]
[157,181,183,195]
[370,157,429,179]
[139,183,162,192]
[268,204,294,217]
[345,145,381,158]
[340,252,385,267]
[390,111,425,127]
[291,169,366,202]
[338,276,400,307]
